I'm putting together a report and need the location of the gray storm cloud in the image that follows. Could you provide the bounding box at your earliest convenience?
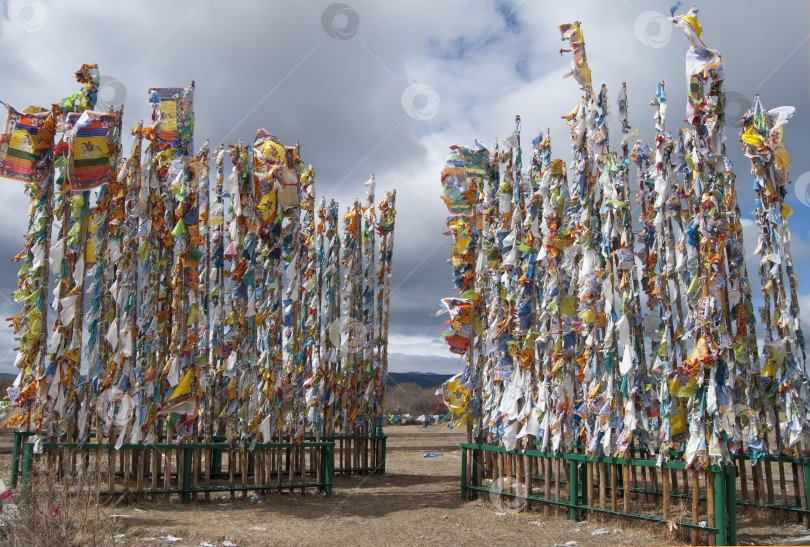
[0,0,807,373]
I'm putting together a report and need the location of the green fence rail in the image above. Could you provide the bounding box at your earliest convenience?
[16,437,334,502]
[322,434,387,475]
[10,430,386,489]
[461,443,770,545]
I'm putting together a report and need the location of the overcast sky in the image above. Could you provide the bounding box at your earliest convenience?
[0,0,807,375]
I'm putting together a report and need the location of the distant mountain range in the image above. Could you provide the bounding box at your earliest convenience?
[386,352,461,375]
[387,371,451,389]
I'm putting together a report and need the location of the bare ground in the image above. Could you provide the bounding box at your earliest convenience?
[1,426,807,546]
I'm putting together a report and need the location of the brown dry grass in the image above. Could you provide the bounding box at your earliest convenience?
[0,426,808,546]
[0,463,123,546]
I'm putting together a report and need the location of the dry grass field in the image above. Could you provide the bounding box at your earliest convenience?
[0,426,808,546]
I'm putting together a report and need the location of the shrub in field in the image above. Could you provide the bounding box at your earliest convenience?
[0,467,121,546]
[385,382,446,419]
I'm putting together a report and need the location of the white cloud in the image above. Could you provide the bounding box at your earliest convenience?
[387,333,448,358]
[798,294,810,329]
[387,352,461,375]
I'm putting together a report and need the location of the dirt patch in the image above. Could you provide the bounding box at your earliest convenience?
[1,427,808,546]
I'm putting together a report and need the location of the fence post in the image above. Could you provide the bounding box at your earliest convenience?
[182,445,192,504]
[380,435,386,474]
[725,464,737,546]
[10,431,21,488]
[321,443,333,495]
[212,448,222,476]
[461,445,468,501]
[580,459,588,508]
[569,458,579,521]
[471,445,480,500]
[318,444,325,492]
[799,457,810,525]
[20,442,33,490]
[714,466,727,546]
[327,443,335,495]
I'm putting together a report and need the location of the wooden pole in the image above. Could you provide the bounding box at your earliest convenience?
[707,470,716,547]
[691,470,700,546]
[662,465,670,521]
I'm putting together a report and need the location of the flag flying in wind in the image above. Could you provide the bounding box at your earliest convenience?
[66,110,120,192]
[148,86,194,154]
[0,106,54,183]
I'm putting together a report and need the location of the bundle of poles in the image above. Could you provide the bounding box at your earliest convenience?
[441,8,808,542]
[2,64,397,488]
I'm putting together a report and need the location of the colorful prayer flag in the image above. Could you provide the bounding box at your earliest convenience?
[66,111,120,192]
[0,106,53,182]
[148,86,194,154]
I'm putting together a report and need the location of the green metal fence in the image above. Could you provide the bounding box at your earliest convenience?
[459,442,810,546]
[15,435,334,502]
[10,430,386,490]
[322,434,386,474]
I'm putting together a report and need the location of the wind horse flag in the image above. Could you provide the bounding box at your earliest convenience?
[559,21,592,92]
[148,86,194,154]
[66,110,120,191]
[253,129,299,210]
[0,106,54,182]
